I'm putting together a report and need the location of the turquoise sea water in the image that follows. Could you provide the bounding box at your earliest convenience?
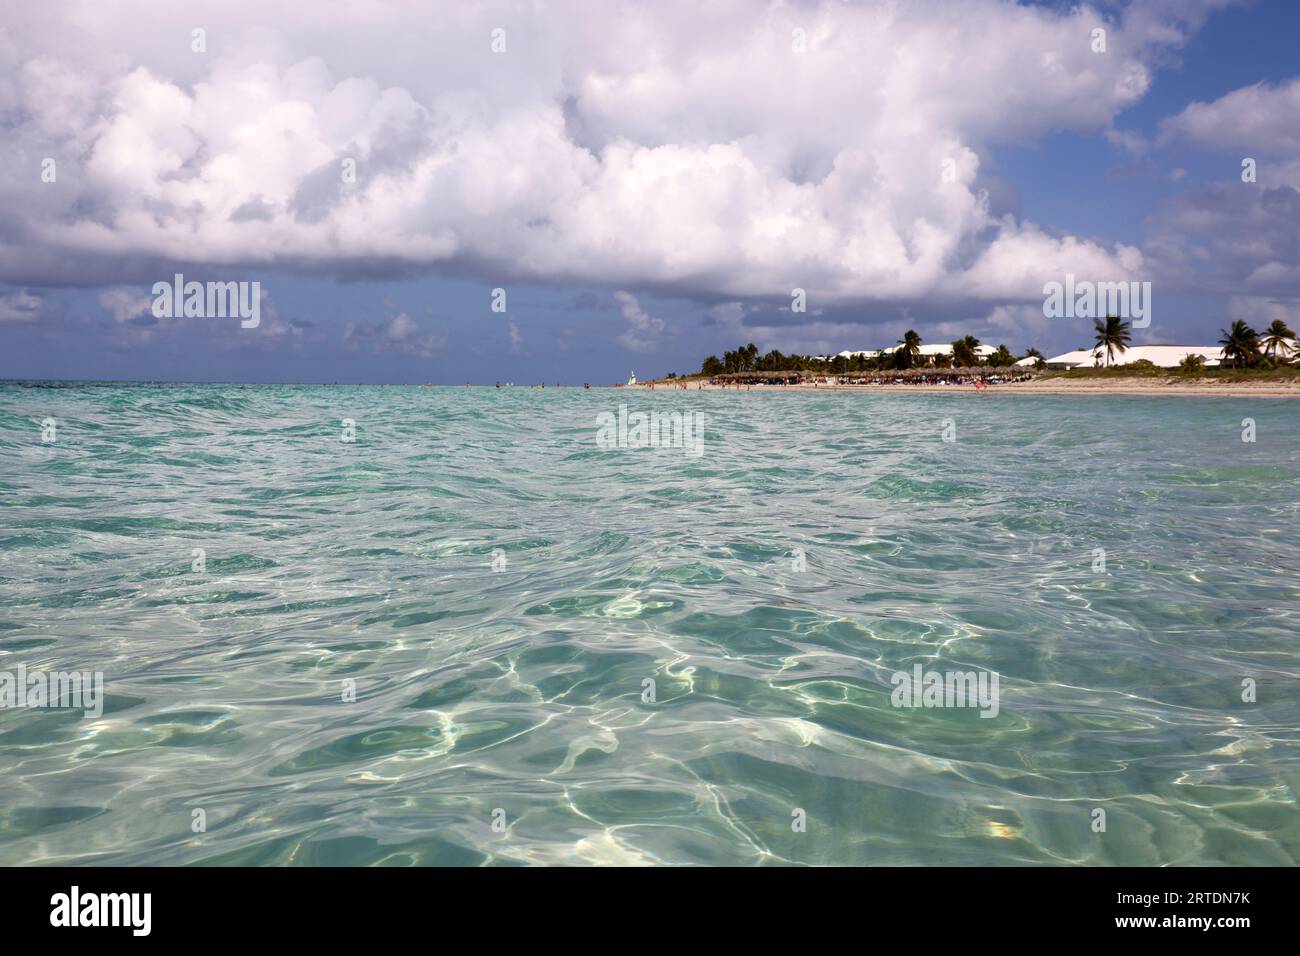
[0,382,1297,866]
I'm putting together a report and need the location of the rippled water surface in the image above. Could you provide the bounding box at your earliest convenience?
[1,382,1297,865]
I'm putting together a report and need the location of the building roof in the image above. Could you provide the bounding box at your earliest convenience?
[837,344,997,359]
[1045,345,1225,368]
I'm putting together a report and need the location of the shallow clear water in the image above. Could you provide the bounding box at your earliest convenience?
[0,382,1297,866]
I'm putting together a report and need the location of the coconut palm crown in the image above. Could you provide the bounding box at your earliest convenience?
[950,335,980,366]
[1093,315,1131,367]
[1218,320,1261,368]
[897,329,922,360]
[1261,319,1296,361]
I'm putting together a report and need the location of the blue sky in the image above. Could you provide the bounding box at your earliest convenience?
[2,0,1298,383]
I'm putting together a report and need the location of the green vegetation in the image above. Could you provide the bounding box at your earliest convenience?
[698,331,1025,376]
[695,316,1299,383]
[1043,363,1300,381]
[1219,319,1261,368]
[1261,319,1296,361]
[894,329,922,369]
[950,335,980,366]
[989,344,1016,367]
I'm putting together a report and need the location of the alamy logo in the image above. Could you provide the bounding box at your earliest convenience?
[890,664,999,718]
[1042,273,1151,328]
[152,273,260,328]
[50,886,151,936]
[596,404,705,458]
[0,665,103,718]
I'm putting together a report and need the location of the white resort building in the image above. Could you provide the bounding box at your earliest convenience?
[1041,345,1225,369]
[834,344,998,362]
[820,342,1229,369]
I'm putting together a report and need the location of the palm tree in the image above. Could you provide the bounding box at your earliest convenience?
[1178,353,1206,373]
[1022,347,1045,370]
[1261,319,1296,362]
[1093,315,1131,367]
[990,344,1016,367]
[1218,320,1260,368]
[951,335,980,366]
[897,329,922,365]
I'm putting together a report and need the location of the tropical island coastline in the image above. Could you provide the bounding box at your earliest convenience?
[630,317,1300,395]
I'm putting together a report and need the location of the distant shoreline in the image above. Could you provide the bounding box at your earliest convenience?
[633,378,1300,396]
[5,378,1299,395]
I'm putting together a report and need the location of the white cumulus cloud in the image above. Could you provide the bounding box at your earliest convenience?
[613,291,665,352]
[0,0,1230,309]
